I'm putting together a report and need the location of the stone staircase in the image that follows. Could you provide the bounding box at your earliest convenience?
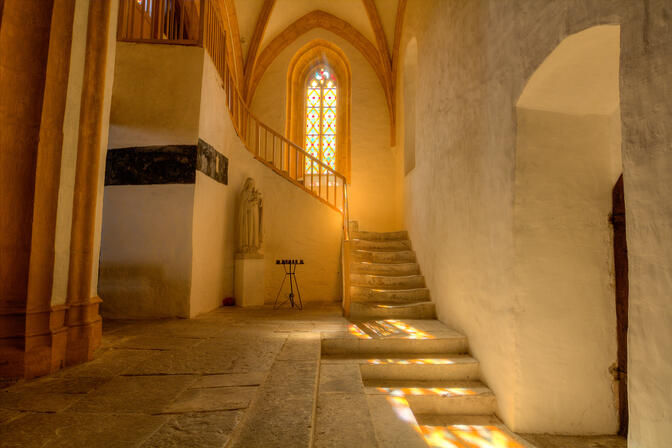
[317,229,526,447]
[322,318,500,441]
[349,230,435,320]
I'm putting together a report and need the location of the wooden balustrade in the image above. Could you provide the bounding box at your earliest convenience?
[118,0,202,44]
[116,0,350,220]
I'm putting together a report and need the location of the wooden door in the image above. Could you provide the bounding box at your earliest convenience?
[611,174,628,436]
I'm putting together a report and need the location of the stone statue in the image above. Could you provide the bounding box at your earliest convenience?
[237,177,263,255]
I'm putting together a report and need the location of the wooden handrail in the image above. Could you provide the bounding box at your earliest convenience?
[117,0,351,226]
[201,0,348,216]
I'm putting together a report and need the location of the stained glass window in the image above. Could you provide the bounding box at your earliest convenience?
[305,67,337,174]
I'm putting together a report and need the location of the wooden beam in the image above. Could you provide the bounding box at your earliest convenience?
[243,0,275,100]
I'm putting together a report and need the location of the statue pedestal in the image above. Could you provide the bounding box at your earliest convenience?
[234,254,265,307]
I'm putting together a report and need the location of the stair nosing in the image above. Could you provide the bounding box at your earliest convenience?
[328,354,477,362]
[352,301,433,308]
[351,274,424,279]
[351,261,419,266]
[350,286,430,292]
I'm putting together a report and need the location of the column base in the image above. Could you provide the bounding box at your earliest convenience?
[65,296,103,365]
[0,305,26,377]
[24,326,68,379]
[0,343,25,378]
[0,305,70,379]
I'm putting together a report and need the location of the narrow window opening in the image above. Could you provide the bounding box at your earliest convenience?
[305,66,337,173]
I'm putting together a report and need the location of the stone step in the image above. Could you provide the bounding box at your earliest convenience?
[414,414,501,426]
[351,249,417,264]
[322,320,468,355]
[350,301,436,319]
[366,395,429,448]
[350,286,431,303]
[351,262,420,276]
[351,239,412,252]
[412,415,536,448]
[350,274,425,289]
[351,230,409,241]
[359,355,479,381]
[363,380,496,416]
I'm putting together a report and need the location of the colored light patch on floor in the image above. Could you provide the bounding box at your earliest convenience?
[386,396,419,426]
[368,358,455,365]
[348,324,372,339]
[420,425,525,448]
[348,319,434,339]
[386,390,524,448]
[377,387,477,397]
[364,320,401,337]
[386,319,435,339]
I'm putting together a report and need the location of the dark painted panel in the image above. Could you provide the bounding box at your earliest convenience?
[197,139,228,185]
[105,145,197,185]
[105,140,229,186]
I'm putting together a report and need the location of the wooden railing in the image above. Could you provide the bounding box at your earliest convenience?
[118,0,202,44]
[213,51,348,213]
[201,0,226,82]
[117,0,350,216]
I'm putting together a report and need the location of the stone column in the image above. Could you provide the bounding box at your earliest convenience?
[65,0,111,365]
[23,0,78,379]
[0,0,55,378]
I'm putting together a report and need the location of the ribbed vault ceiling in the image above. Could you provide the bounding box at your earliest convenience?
[224,0,406,142]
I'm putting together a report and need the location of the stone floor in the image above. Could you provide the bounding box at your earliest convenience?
[0,305,627,447]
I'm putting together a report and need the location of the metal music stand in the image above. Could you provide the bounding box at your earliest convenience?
[273,259,304,310]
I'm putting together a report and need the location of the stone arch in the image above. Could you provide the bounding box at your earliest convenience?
[285,39,352,179]
[513,25,623,433]
[245,10,392,132]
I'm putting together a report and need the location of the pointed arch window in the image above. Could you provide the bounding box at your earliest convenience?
[305,67,337,174]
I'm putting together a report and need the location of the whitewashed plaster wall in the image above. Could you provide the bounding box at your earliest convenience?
[101,43,342,318]
[107,43,204,149]
[99,185,195,318]
[513,25,622,433]
[396,1,519,434]
[250,29,399,231]
[101,43,203,318]
[397,1,672,445]
[196,55,342,310]
[514,107,621,432]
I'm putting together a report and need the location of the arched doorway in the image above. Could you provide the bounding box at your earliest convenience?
[514,25,625,434]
